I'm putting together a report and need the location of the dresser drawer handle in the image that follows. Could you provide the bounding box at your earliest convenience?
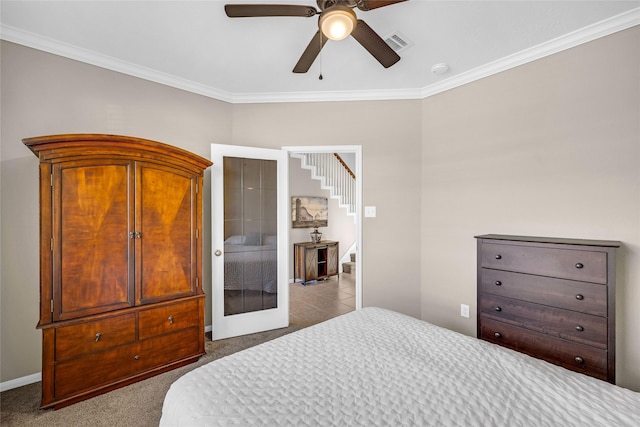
[168,316,174,325]
[134,355,140,360]
[575,294,584,300]
[494,332,502,338]
[495,281,502,286]
[95,333,102,342]
[574,356,584,364]
[575,325,584,332]
[575,263,584,269]
[495,306,502,312]
[495,254,502,260]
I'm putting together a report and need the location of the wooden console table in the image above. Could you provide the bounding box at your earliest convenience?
[294,241,339,284]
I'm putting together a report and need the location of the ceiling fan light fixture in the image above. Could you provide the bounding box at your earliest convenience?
[319,6,357,41]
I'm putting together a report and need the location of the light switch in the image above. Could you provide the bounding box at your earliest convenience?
[364,206,377,217]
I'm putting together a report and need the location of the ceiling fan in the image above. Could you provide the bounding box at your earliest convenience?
[224,0,407,73]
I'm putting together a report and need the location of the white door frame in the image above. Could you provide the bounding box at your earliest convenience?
[283,145,362,310]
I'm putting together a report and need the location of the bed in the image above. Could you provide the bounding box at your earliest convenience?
[160,307,640,426]
[223,234,277,294]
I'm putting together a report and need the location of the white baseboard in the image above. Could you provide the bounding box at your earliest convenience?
[0,372,41,392]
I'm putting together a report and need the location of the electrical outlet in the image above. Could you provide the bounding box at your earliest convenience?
[460,304,470,318]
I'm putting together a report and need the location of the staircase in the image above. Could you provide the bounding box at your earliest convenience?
[342,252,356,274]
[291,152,356,216]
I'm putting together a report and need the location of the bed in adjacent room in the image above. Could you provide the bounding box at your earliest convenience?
[160,307,640,426]
[223,234,278,294]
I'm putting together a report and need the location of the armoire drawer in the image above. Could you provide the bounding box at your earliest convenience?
[55,341,140,398]
[480,242,607,284]
[480,269,607,316]
[479,294,607,349]
[480,318,608,380]
[54,327,200,400]
[55,313,136,361]
[138,299,200,340]
[137,327,200,372]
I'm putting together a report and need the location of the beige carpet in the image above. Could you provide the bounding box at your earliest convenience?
[1,276,355,426]
[0,324,303,427]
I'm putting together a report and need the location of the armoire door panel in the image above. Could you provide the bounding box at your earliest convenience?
[54,161,134,321]
[136,163,197,304]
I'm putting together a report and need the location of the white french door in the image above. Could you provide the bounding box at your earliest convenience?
[211,144,289,340]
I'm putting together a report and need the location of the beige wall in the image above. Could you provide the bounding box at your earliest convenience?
[421,26,640,390]
[0,41,232,383]
[0,41,423,385]
[230,101,423,314]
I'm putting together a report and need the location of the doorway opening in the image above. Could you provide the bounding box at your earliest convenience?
[284,146,363,325]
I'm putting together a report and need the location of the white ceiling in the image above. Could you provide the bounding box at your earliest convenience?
[1,1,639,103]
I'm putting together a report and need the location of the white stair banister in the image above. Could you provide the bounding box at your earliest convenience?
[292,152,356,216]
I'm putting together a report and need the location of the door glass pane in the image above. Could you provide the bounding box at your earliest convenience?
[223,157,278,316]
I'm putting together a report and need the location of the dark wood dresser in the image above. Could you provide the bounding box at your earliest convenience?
[24,134,212,409]
[475,234,620,383]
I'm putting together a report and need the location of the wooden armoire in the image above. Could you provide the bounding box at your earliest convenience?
[23,134,212,409]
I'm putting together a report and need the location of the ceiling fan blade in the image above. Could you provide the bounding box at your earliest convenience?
[356,0,407,11]
[293,30,328,73]
[224,4,318,18]
[351,20,400,68]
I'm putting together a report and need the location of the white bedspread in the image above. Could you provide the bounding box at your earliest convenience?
[160,307,640,426]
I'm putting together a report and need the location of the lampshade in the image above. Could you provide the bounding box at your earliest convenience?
[319,6,357,41]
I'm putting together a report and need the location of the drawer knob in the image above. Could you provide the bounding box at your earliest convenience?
[168,316,174,325]
[575,325,584,332]
[495,306,502,312]
[495,254,502,260]
[575,294,584,300]
[575,263,584,269]
[574,356,584,364]
[134,355,140,360]
[95,333,102,342]
[494,332,502,338]
[495,281,502,286]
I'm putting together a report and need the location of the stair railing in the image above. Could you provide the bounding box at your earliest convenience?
[293,152,356,215]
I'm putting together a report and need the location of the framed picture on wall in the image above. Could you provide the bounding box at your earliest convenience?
[291,196,328,228]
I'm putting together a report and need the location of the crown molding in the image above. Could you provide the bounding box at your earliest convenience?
[2,7,638,104]
[229,87,424,104]
[0,24,237,103]
[420,7,640,99]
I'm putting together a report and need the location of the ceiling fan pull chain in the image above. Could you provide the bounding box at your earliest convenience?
[319,33,324,80]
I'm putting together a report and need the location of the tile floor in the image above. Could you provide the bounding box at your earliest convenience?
[289,272,356,327]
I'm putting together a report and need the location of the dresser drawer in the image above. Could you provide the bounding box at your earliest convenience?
[480,318,608,380]
[481,242,607,284]
[55,313,136,361]
[480,269,607,316]
[480,294,607,349]
[138,299,200,340]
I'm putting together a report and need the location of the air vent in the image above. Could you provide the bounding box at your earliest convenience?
[384,31,413,53]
